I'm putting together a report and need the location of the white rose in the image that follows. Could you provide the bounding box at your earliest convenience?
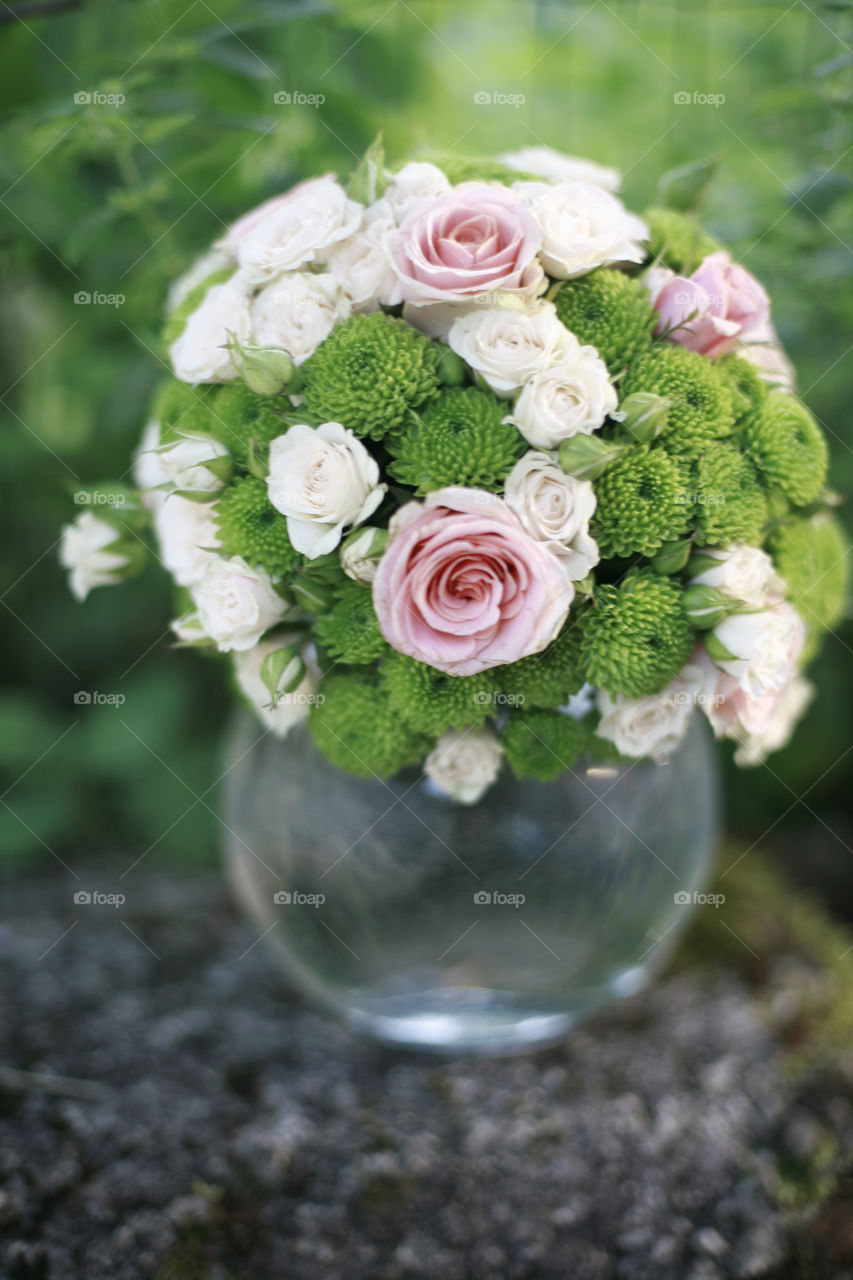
[171,610,209,645]
[233,636,320,737]
[504,451,599,580]
[167,245,235,311]
[233,176,363,285]
[190,556,286,652]
[250,272,351,365]
[740,319,796,393]
[595,657,707,758]
[60,512,129,602]
[383,162,452,223]
[689,545,785,608]
[153,496,221,588]
[325,207,402,312]
[732,676,814,767]
[340,526,386,584]
[424,727,503,805]
[267,422,386,558]
[505,348,617,449]
[158,433,230,493]
[169,276,253,384]
[500,146,621,193]
[515,180,648,278]
[447,300,575,396]
[711,603,806,699]
[133,420,168,510]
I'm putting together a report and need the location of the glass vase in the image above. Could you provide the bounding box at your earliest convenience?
[223,712,719,1055]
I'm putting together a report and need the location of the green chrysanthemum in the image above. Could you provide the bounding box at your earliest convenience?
[716,353,768,423]
[688,444,769,547]
[301,313,441,440]
[502,709,592,782]
[162,267,235,346]
[151,379,218,442]
[214,477,302,577]
[418,155,537,185]
[621,345,735,454]
[308,671,429,779]
[644,207,722,275]
[770,513,849,640]
[313,581,389,665]
[581,571,693,698]
[743,391,829,507]
[381,652,497,736]
[554,269,657,375]
[498,611,590,709]
[592,445,690,558]
[208,383,292,463]
[388,388,524,494]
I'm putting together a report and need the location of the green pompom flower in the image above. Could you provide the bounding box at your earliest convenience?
[214,477,302,577]
[770,513,849,640]
[151,379,217,442]
[502,709,592,782]
[554,269,657,374]
[301,313,441,440]
[581,571,693,698]
[644,207,722,275]
[313,581,389,665]
[381,652,497,736]
[208,383,292,463]
[420,155,537,185]
[592,445,690,558]
[308,671,429,779]
[621,345,735,454]
[498,612,590,709]
[743,392,829,507]
[388,388,524,494]
[716,353,768,423]
[688,444,769,547]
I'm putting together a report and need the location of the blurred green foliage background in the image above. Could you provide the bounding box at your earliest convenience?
[1,0,851,884]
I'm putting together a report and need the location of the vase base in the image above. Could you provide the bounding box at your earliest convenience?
[339,975,650,1056]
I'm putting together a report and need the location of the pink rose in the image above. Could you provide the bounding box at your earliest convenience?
[649,251,770,359]
[373,487,574,676]
[392,183,542,304]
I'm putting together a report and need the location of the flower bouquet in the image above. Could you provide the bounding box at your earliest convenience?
[62,139,848,804]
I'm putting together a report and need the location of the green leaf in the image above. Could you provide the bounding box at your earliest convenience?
[657,156,720,213]
[347,130,387,205]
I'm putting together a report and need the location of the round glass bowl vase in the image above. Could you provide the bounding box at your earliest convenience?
[223,712,719,1056]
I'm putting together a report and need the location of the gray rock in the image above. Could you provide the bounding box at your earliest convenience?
[0,868,851,1279]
